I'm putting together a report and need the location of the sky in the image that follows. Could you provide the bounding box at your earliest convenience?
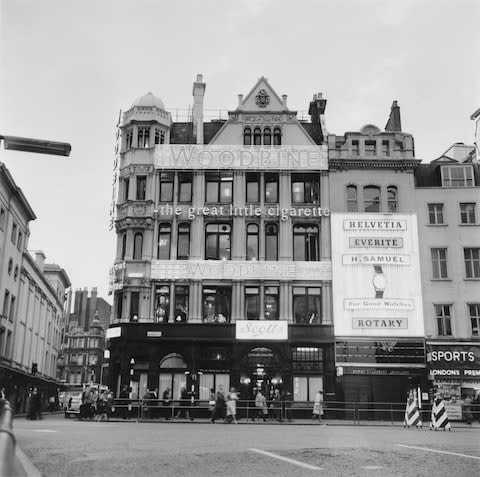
[0,0,479,303]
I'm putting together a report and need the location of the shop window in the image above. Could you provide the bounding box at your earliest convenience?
[428,203,444,225]
[121,233,127,259]
[293,224,319,261]
[264,173,278,203]
[441,165,474,187]
[263,127,271,146]
[253,127,261,146]
[363,185,380,212]
[293,376,323,402]
[291,173,320,204]
[159,172,174,202]
[464,248,480,278]
[273,127,281,146]
[157,223,171,259]
[133,232,143,260]
[382,140,390,156]
[245,287,260,320]
[365,140,376,156]
[154,285,170,323]
[264,286,279,320]
[123,177,130,201]
[470,304,480,336]
[246,172,260,203]
[460,203,476,224]
[265,223,278,261]
[243,127,251,146]
[246,224,259,261]
[126,129,133,150]
[292,347,323,371]
[137,126,150,148]
[202,286,231,323]
[199,374,230,400]
[351,140,359,155]
[293,287,321,324]
[387,186,398,212]
[159,354,187,403]
[206,173,233,203]
[178,173,192,203]
[174,286,189,322]
[130,292,140,322]
[136,176,147,200]
[435,304,452,336]
[177,223,190,260]
[154,128,165,145]
[431,248,448,279]
[346,185,358,212]
[205,223,231,260]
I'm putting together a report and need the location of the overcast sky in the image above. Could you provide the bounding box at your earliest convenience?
[1,0,479,302]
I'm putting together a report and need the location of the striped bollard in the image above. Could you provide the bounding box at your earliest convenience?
[429,398,451,431]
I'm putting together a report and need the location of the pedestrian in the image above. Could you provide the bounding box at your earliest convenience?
[119,385,130,419]
[175,387,190,419]
[162,387,172,420]
[312,390,324,424]
[106,392,114,420]
[208,388,216,422]
[96,391,108,421]
[48,395,55,412]
[253,389,267,422]
[211,388,225,423]
[32,387,43,420]
[281,389,292,422]
[142,389,155,419]
[226,387,238,424]
[271,389,282,421]
[472,391,480,422]
[0,387,6,401]
[462,394,473,425]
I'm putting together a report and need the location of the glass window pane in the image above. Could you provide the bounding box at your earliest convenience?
[293,295,307,323]
[293,376,308,401]
[220,181,232,203]
[247,180,259,203]
[219,234,231,260]
[294,234,305,261]
[205,234,217,259]
[265,174,278,203]
[292,182,304,203]
[199,374,214,400]
[206,180,218,202]
[265,234,277,261]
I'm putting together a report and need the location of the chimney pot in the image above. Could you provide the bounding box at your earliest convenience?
[282,94,288,107]
[238,94,243,106]
[317,92,323,100]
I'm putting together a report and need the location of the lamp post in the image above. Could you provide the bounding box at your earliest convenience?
[0,135,71,156]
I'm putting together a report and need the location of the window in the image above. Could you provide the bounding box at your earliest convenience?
[154,128,165,145]
[253,127,261,146]
[0,208,5,230]
[130,291,140,322]
[265,223,278,261]
[245,287,260,320]
[246,224,259,260]
[17,231,22,251]
[121,233,127,259]
[292,347,323,371]
[293,287,321,324]
[441,165,474,187]
[264,173,278,203]
[2,290,9,317]
[351,140,359,155]
[159,172,174,202]
[363,185,380,212]
[382,140,390,156]
[243,127,251,146]
[470,304,480,336]
[136,176,147,200]
[177,223,190,260]
[8,296,15,322]
[133,232,143,260]
[387,186,398,212]
[346,185,358,212]
[428,203,444,225]
[126,130,133,149]
[202,287,231,323]
[246,173,260,203]
[464,248,480,278]
[435,304,452,336]
[174,286,189,322]
[13,266,18,282]
[137,126,150,148]
[293,224,319,261]
[365,140,376,156]
[273,127,281,146]
[178,173,192,203]
[154,285,170,323]
[205,223,231,260]
[431,248,448,279]
[263,127,271,146]
[291,174,320,204]
[157,223,171,259]
[124,177,130,201]
[206,173,233,203]
[460,203,476,224]
[264,286,279,320]
[7,258,12,275]
[11,223,17,244]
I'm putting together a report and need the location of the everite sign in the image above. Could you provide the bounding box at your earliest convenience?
[331,213,424,337]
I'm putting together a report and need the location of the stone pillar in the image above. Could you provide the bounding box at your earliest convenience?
[321,281,332,324]
[320,172,331,260]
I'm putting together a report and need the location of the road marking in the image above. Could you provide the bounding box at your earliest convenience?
[362,466,383,470]
[32,429,57,433]
[249,448,323,471]
[397,444,480,460]
[16,446,42,477]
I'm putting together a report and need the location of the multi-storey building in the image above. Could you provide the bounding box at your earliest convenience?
[108,76,334,403]
[328,102,427,405]
[415,143,480,418]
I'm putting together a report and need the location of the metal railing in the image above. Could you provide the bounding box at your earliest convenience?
[0,400,16,476]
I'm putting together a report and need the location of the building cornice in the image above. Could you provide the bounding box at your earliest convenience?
[329,158,421,171]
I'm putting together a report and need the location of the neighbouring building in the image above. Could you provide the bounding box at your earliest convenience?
[108,75,334,403]
[415,142,480,420]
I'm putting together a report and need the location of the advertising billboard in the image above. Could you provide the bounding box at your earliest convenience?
[331,213,423,337]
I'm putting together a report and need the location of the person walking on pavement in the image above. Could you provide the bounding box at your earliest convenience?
[253,389,267,422]
[175,387,190,419]
[162,387,172,420]
[210,389,226,423]
[312,390,324,424]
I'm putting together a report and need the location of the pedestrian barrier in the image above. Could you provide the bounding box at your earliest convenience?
[429,398,451,431]
[0,399,17,476]
[403,397,422,428]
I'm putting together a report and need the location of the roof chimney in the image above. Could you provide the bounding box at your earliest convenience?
[385,100,402,132]
[237,94,243,107]
[192,74,206,144]
[282,95,288,108]
[308,92,328,143]
[34,251,46,273]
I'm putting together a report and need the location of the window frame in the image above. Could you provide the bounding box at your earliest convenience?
[264,173,279,204]
[363,185,381,212]
[246,223,259,261]
[464,247,480,278]
[293,224,319,261]
[264,286,279,320]
[178,172,193,203]
[435,304,452,336]
[245,286,260,320]
[205,223,231,260]
[265,223,278,261]
[157,223,172,260]
[292,287,321,324]
[246,172,260,203]
[159,172,174,203]
[387,186,398,212]
[133,232,143,260]
[441,165,474,188]
[459,202,476,224]
[136,175,147,201]
[428,203,444,225]
[205,173,233,204]
[431,247,448,279]
[291,173,320,204]
[346,185,358,212]
[177,223,190,260]
[469,304,480,336]
[202,286,232,323]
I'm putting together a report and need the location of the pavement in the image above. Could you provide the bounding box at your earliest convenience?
[12,415,480,477]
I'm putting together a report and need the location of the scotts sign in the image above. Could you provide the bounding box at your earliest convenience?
[236,321,288,340]
[426,343,480,377]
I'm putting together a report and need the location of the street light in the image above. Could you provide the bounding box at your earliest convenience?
[0,135,71,156]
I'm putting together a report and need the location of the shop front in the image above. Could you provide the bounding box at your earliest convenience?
[426,341,480,421]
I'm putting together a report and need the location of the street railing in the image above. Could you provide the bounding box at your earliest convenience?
[0,400,16,476]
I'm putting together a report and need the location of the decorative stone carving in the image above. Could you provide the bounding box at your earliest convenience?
[255,89,270,108]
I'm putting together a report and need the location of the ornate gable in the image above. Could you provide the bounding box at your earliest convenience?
[237,77,286,112]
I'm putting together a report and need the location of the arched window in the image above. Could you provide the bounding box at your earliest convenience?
[157,223,171,259]
[387,186,398,212]
[137,126,150,148]
[7,258,12,275]
[273,127,282,146]
[246,224,259,260]
[160,353,187,369]
[155,128,165,145]
[253,127,262,146]
[265,223,278,261]
[121,233,127,259]
[243,127,252,146]
[293,224,319,261]
[263,127,271,146]
[364,185,381,212]
[133,232,143,260]
[126,129,133,150]
[346,185,358,212]
[177,223,190,260]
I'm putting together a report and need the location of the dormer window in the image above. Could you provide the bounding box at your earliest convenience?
[441,165,474,187]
